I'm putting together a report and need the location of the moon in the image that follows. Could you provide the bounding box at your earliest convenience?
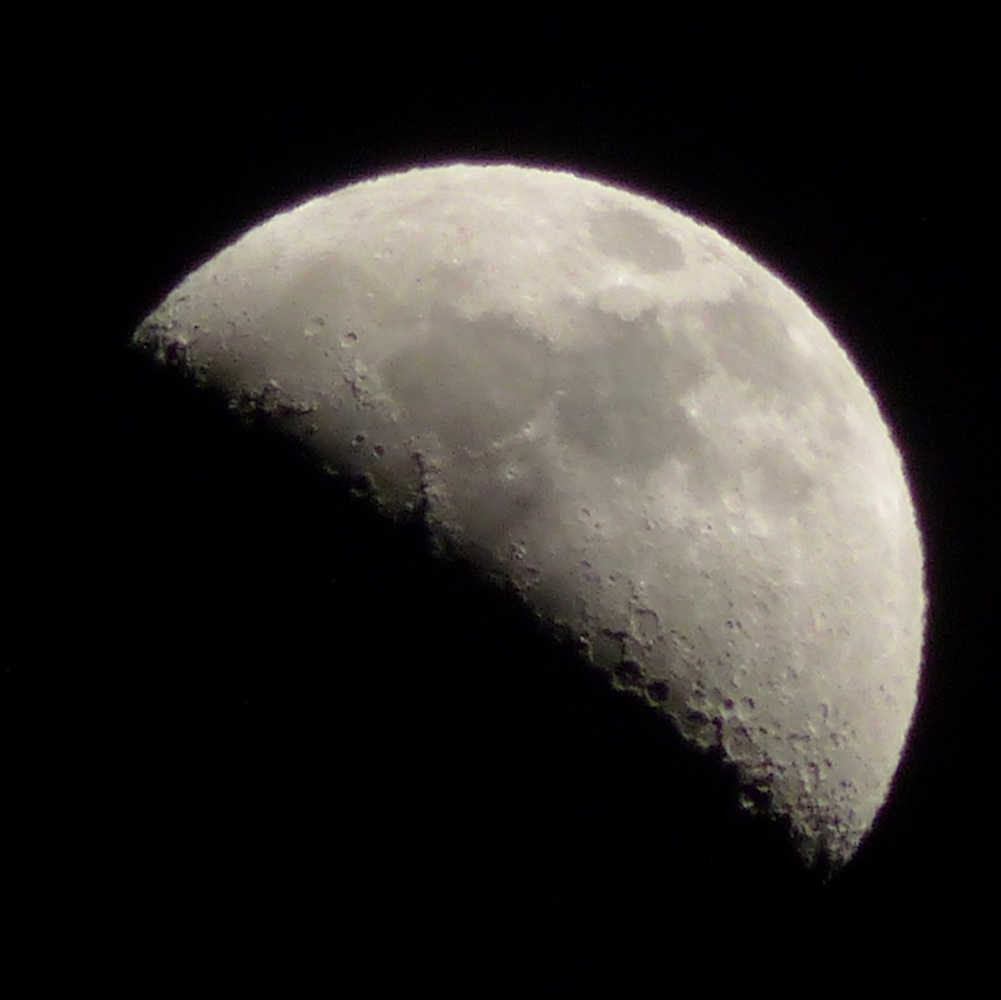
[132,162,926,869]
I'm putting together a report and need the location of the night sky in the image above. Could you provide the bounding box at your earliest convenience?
[8,7,995,996]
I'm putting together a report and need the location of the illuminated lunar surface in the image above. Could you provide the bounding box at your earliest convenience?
[133,163,926,868]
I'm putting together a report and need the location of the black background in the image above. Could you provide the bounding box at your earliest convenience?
[7,5,995,996]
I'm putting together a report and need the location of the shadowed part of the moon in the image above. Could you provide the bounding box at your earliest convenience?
[588,206,685,273]
[15,351,820,993]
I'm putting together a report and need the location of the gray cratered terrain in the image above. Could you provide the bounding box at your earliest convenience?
[133,163,926,868]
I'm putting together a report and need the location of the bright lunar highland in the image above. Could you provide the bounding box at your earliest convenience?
[133,163,926,868]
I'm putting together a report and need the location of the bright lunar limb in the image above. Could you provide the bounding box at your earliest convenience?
[133,163,926,869]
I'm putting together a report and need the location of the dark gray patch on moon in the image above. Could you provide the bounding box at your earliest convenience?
[748,441,818,512]
[380,306,560,550]
[444,435,554,549]
[701,294,805,399]
[553,307,708,479]
[588,206,685,273]
[382,309,552,455]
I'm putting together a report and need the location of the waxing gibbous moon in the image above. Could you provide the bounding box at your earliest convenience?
[132,162,926,869]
